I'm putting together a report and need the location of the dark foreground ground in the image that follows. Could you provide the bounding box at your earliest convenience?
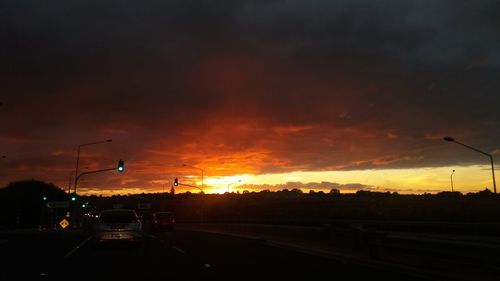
[0,228,429,281]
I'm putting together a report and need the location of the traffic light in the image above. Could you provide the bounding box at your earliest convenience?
[118,160,125,172]
[174,178,178,186]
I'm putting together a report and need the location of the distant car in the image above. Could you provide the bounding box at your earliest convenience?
[93,209,143,243]
[151,211,175,232]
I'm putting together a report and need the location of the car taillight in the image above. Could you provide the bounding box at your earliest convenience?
[171,219,175,223]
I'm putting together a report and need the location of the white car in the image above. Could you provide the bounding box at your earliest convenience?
[93,209,143,243]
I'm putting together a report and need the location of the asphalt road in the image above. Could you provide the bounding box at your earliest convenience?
[0,229,429,281]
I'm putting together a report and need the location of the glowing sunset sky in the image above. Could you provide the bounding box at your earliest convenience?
[1,1,499,195]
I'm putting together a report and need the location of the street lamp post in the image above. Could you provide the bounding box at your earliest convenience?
[451,170,455,192]
[444,136,497,193]
[74,139,112,194]
[182,164,204,193]
[68,171,74,195]
[227,180,241,193]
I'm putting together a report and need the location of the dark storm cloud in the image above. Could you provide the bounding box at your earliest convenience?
[1,0,499,190]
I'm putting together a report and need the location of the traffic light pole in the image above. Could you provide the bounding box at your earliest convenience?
[178,183,204,193]
[74,167,118,195]
[70,167,120,229]
[177,183,204,223]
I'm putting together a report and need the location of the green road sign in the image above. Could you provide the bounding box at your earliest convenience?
[46,201,70,209]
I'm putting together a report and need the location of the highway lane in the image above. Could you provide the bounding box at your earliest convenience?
[0,229,88,280]
[170,230,430,280]
[0,229,430,281]
[0,229,206,280]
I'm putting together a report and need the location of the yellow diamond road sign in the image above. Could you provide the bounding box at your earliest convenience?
[59,219,69,229]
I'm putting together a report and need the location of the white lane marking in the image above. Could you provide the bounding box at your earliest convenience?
[64,237,92,259]
[172,246,186,254]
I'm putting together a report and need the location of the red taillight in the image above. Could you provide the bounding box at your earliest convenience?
[171,219,175,223]
[154,220,158,224]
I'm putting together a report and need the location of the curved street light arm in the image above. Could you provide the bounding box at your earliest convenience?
[452,140,492,158]
[444,137,496,193]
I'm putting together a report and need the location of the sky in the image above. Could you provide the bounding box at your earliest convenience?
[1,0,499,195]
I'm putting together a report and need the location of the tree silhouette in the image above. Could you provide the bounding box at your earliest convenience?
[0,180,66,228]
